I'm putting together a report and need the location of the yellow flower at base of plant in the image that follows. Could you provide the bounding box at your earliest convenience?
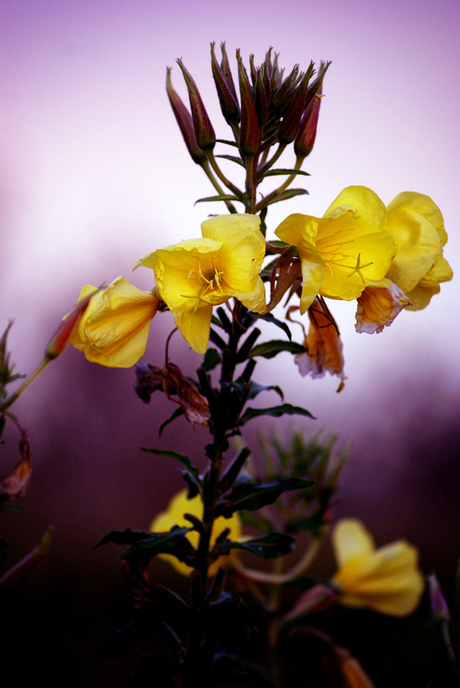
[274,187,397,314]
[331,519,424,616]
[69,276,159,368]
[134,214,266,354]
[150,489,242,577]
[385,192,453,310]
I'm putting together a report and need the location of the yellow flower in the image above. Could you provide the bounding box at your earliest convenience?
[69,276,159,368]
[355,282,411,334]
[275,187,397,314]
[385,192,453,309]
[331,519,424,616]
[134,214,266,354]
[150,489,241,577]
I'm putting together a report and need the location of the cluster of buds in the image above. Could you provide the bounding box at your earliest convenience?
[167,44,329,214]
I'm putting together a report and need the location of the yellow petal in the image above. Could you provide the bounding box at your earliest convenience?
[324,186,387,231]
[332,519,375,568]
[387,192,446,246]
[174,303,213,354]
[70,277,158,368]
[150,489,241,577]
[235,276,266,313]
[355,283,411,334]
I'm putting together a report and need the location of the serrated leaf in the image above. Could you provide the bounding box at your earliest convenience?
[215,154,245,167]
[239,404,315,425]
[217,478,312,516]
[225,532,295,559]
[159,407,184,437]
[263,168,310,177]
[195,194,240,205]
[259,313,293,340]
[249,340,305,360]
[201,348,222,372]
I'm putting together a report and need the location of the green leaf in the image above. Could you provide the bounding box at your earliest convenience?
[238,510,275,533]
[201,348,222,372]
[225,532,295,559]
[141,447,201,489]
[94,528,154,548]
[215,139,239,148]
[123,526,194,565]
[270,188,309,204]
[259,313,293,340]
[263,168,310,177]
[215,154,245,167]
[195,194,240,205]
[246,380,284,402]
[217,478,312,516]
[239,403,315,426]
[159,407,184,437]
[249,340,305,360]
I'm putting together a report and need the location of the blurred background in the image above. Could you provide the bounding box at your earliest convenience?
[1,0,459,685]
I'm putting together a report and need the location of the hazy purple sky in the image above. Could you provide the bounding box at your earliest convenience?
[1,0,459,430]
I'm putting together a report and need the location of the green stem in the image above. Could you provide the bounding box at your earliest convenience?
[255,155,305,213]
[0,357,50,413]
[206,150,244,202]
[199,158,238,214]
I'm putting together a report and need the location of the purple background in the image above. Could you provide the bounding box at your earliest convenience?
[1,1,459,685]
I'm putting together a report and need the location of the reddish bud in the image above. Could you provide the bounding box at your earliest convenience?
[177,59,215,151]
[428,573,450,622]
[236,50,260,156]
[210,42,240,124]
[220,42,238,103]
[278,70,311,145]
[294,86,323,158]
[45,289,97,361]
[166,68,206,164]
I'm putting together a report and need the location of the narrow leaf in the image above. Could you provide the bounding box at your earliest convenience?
[159,407,184,437]
[195,194,240,205]
[259,313,293,340]
[215,154,245,167]
[201,348,222,372]
[239,404,315,425]
[217,478,312,515]
[225,532,295,559]
[263,168,310,177]
[269,188,309,204]
[249,340,305,360]
[141,447,201,487]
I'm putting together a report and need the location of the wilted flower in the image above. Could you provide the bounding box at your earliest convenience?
[385,192,453,309]
[275,187,397,313]
[150,489,241,577]
[355,282,411,334]
[335,647,375,688]
[295,298,346,387]
[135,214,266,354]
[69,277,159,368]
[331,519,424,616]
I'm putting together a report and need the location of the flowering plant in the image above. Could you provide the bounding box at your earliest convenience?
[0,44,454,687]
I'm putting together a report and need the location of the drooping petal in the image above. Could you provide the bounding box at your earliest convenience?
[70,277,158,368]
[332,519,375,569]
[174,303,213,354]
[150,489,241,577]
[235,276,267,313]
[295,299,345,382]
[355,282,411,334]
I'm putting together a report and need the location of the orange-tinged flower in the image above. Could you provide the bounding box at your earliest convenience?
[135,214,266,354]
[331,519,424,616]
[150,489,241,577]
[355,282,411,334]
[69,277,159,368]
[385,192,453,310]
[275,186,397,313]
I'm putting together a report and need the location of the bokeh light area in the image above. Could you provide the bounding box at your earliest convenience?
[1,1,459,686]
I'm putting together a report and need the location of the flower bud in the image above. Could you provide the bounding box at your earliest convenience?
[177,59,216,151]
[166,68,206,164]
[45,289,97,361]
[278,70,311,145]
[219,42,238,102]
[428,572,450,622]
[210,42,240,124]
[236,50,260,156]
[294,84,323,158]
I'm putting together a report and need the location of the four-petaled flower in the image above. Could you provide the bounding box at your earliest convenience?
[274,186,397,314]
[331,519,424,616]
[134,214,266,353]
[150,489,241,577]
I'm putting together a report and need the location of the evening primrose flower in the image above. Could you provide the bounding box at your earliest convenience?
[355,282,411,334]
[331,519,424,616]
[150,489,241,577]
[135,214,266,353]
[69,276,159,368]
[274,186,397,313]
[385,192,453,310]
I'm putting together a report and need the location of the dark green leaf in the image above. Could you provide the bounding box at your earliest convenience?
[249,340,305,360]
[246,380,283,402]
[179,468,200,499]
[225,532,295,559]
[263,168,310,177]
[141,447,201,493]
[159,407,184,437]
[201,348,222,372]
[217,478,312,516]
[215,139,239,148]
[94,528,154,548]
[239,404,315,426]
[259,313,293,340]
[238,510,275,533]
[123,527,194,565]
[270,188,309,204]
[195,194,240,205]
[215,154,245,167]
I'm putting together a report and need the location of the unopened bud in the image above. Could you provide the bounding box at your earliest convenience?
[294,86,323,158]
[284,583,338,622]
[45,289,97,360]
[177,59,215,151]
[236,50,260,156]
[166,68,206,164]
[428,572,450,622]
[210,42,240,124]
[278,70,311,145]
[220,42,238,102]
